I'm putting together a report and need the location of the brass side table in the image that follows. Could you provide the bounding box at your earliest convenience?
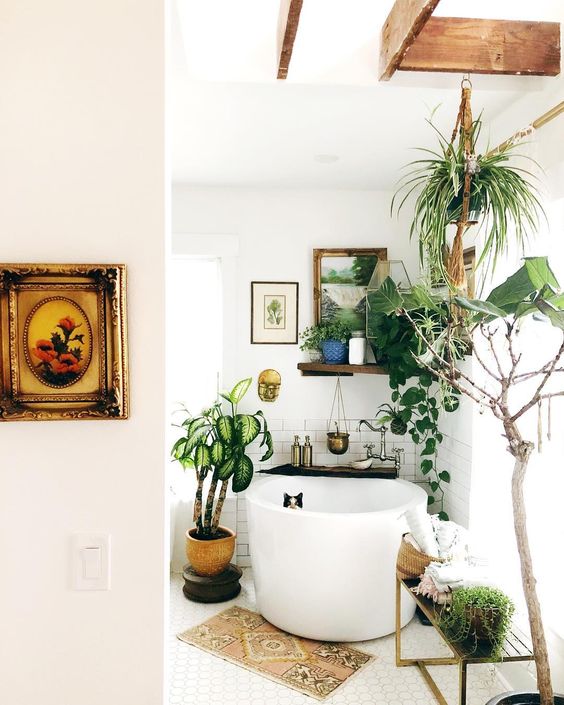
[395,578,534,705]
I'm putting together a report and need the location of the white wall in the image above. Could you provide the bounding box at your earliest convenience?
[172,186,419,421]
[0,3,166,705]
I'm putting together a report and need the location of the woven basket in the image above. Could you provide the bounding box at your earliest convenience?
[396,533,443,579]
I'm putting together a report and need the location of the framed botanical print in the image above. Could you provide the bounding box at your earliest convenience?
[313,248,387,328]
[251,281,299,344]
[0,264,128,420]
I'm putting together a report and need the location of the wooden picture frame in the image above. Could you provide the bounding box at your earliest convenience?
[0,264,128,421]
[251,281,299,344]
[313,248,387,327]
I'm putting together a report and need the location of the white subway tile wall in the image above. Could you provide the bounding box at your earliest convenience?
[236,418,420,567]
[436,433,472,527]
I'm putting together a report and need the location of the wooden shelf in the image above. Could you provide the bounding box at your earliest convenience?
[297,362,387,377]
[259,463,397,479]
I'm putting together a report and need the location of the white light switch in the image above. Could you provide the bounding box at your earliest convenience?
[72,534,111,590]
[82,547,101,579]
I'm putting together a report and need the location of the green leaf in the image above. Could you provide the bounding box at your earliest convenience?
[210,440,225,465]
[420,459,433,475]
[486,262,541,311]
[410,431,420,444]
[194,444,211,469]
[438,511,449,521]
[410,284,442,312]
[417,403,427,414]
[260,431,274,462]
[186,416,206,434]
[231,378,252,403]
[430,481,439,492]
[232,454,254,492]
[219,391,234,404]
[535,300,564,330]
[427,495,434,506]
[367,277,403,315]
[421,437,436,456]
[430,407,439,422]
[391,390,400,402]
[435,431,444,442]
[401,386,425,406]
[439,470,451,483]
[217,455,236,480]
[443,396,459,413]
[419,372,433,387]
[453,296,507,320]
[236,414,261,445]
[171,436,187,458]
[216,416,234,444]
[524,257,560,291]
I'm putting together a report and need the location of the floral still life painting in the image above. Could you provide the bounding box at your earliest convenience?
[0,263,128,421]
[27,299,92,387]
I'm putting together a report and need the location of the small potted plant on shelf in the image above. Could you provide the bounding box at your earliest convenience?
[299,325,324,362]
[171,378,273,584]
[438,586,515,659]
[300,321,352,364]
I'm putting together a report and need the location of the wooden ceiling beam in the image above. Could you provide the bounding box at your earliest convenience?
[277,0,304,80]
[398,17,561,76]
[379,0,442,81]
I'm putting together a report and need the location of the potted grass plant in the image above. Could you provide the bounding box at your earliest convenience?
[392,111,543,288]
[369,258,564,705]
[171,378,273,578]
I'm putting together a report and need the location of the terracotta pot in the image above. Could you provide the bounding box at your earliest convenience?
[485,693,564,705]
[467,606,503,641]
[185,526,236,577]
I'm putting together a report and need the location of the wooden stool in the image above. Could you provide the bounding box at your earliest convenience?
[182,563,242,603]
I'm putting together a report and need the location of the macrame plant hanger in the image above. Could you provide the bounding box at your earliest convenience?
[328,376,349,436]
[447,75,476,291]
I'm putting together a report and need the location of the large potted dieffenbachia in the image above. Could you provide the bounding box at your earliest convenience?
[370,258,564,705]
[171,378,273,578]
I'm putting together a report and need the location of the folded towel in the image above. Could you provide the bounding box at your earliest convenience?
[403,505,440,556]
[424,560,493,591]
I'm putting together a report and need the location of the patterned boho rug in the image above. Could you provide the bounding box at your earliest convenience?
[177,606,374,700]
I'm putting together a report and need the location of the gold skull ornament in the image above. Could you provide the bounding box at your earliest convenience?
[258,369,281,402]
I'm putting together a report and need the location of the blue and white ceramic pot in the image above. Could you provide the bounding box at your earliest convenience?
[321,339,348,364]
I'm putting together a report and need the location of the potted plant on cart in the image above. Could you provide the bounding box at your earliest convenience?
[171,378,273,589]
[369,258,564,705]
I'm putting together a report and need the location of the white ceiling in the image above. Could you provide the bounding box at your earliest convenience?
[172,0,563,189]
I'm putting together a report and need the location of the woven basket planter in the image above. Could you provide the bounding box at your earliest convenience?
[396,533,444,580]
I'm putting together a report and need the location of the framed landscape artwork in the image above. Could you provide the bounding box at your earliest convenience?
[313,248,387,328]
[251,281,299,344]
[0,264,128,420]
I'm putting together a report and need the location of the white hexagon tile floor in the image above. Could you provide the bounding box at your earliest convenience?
[169,570,505,705]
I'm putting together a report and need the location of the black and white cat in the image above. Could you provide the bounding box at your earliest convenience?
[283,492,303,509]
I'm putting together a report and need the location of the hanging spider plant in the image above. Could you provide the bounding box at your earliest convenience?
[392,117,544,284]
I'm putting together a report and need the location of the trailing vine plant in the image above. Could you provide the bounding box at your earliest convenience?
[368,290,467,518]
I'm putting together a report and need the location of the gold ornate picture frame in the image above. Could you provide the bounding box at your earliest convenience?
[0,264,128,421]
[313,248,387,327]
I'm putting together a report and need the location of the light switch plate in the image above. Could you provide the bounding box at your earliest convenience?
[72,533,111,590]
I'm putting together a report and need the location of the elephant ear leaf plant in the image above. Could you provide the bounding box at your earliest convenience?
[371,258,564,705]
[171,377,273,539]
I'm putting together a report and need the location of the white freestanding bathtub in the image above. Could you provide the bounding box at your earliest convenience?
[246,475,427,642]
